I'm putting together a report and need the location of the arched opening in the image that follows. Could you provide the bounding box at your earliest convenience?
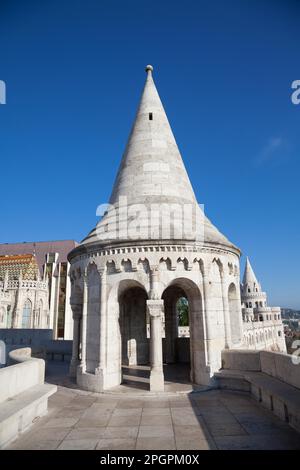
[162,287,190,368]
[161,278,205,385]
[22,299,32,328]
[0,307,6,328]
[118,282,149,388]
[36,299,43,328]
[228,283,241,344]
[70,284,83,373]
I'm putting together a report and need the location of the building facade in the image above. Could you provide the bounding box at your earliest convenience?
[0,254,49,329]
[0,240,77,339]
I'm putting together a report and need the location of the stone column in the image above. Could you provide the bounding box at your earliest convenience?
[78,272,88,373]
[147,299,164,392]
[220,271,231,348]
[202,272,213,371]
[69,306,81,377]
[95,268,107,386]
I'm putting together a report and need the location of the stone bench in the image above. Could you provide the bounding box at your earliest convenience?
[0,348,57,449]
[215,349,300,434]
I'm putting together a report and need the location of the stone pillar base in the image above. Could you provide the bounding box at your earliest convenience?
[76,367,105,393]
[150,368,164,392]
[69,359,79,378]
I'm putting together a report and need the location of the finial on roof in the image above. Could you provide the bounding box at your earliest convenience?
[145,64,153,73]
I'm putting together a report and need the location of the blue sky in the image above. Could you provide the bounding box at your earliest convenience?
[0,0,299,308]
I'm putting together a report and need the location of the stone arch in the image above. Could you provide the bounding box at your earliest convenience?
[192,258,203,271]
[22,299,32,328]
[177,257,189,271]
[228,282,241,344]
[161,277,205,385]
[121,259,133,272]
[118,279,149,377]
[107,260,117,274]
[159,257,171,271]
[36,299,43,328]
[137,258,150,273]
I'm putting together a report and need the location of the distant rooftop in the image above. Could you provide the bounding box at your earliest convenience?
[0,253,39,281]
[0,240,78,273]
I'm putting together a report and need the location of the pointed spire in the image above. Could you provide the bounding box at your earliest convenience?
[108,63,196,207]
[81,66,238,251]
[243,257,259,288]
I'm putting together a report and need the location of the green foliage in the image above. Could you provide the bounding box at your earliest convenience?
[177,297,189,326]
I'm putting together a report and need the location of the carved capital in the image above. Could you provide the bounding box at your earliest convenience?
[147,299,164,317]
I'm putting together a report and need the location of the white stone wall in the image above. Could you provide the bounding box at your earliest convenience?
[69,242,242,389]
[242,307,286,352]
[0,280,49,330]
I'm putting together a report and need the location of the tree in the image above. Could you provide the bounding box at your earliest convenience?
[177,297,189,326]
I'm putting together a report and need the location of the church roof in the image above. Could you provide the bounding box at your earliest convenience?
[80,66,239,254]
[0,254,39,281]
[0,240,78,274]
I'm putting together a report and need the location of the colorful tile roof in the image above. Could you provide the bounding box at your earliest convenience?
[0,240,78,274]
[0,254,40,281]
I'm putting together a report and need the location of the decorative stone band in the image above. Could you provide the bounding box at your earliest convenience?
[68,241,241,263]
[0,280,48,290]
[69,244,240,281]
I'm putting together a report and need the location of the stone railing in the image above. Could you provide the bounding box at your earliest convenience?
[0,347,57,448]
[4,280,48,290]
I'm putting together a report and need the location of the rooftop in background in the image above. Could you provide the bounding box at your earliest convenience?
[0,254,39,281]
[0,240,78,274]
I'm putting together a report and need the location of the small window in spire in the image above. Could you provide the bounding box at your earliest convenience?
[149,112,153,120]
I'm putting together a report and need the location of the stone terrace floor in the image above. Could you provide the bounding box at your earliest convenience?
[6,362,300,450]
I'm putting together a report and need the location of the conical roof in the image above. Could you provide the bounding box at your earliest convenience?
[243,257,259,287]
[81,66,239,253]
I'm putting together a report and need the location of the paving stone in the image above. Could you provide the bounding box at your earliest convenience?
[142,400,170,408]
[140,414,172,426]
[136,437,176,450]
[13,440,62,450]
[108,414,141,426]
[173,424,210,440]
[104,426,139,439]
[138,426,174,438]
[204,421,247,437]
[29,427,71,441]
[65,427,106,440]
[171,408,199,426]
[112,408,142,417]
[75,414,111,427]
[97,439,136,450]
[44,417,79,428]
[214,434,300,450]
[142,408,171,416]
[175,436,216,450]
[117,399,144,409]
[58,439,98,450]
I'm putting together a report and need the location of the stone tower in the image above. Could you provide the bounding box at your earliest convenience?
[68,66,244,392]
[241,257,286,352]
[241,257,267,310]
